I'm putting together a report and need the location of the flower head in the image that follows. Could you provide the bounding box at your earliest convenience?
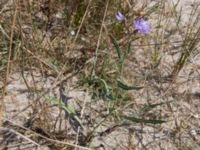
[133,18,151,34]
[115,11,125,21]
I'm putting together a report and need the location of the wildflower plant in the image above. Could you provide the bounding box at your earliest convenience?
[88,11,152,102]
[82,9,165,124]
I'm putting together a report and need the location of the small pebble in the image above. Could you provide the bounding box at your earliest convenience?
[70,30,75,36]
[190,129,197,136]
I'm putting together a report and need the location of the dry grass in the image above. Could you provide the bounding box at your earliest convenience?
[0,0,200,149]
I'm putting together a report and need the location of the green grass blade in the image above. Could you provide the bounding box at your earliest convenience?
[117,79,143,90]
[141,100,174,113]
[123,115,166,124]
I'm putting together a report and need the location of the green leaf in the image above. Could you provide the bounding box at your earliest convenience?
[117,79,143,90]
[109,35,124,62]
[123,115,166,124]
[44,95,83,128]
[127,40,131,54]
[141,100,174,113]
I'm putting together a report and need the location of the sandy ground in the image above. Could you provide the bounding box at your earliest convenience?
[1,0,200,150]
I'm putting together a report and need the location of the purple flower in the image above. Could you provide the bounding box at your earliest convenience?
[133,18,151,34]
[115,11,125,21]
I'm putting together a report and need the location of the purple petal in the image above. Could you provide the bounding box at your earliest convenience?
[133,18,151,34]
[115,11,125,21]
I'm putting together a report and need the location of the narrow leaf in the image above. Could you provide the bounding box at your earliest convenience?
[117,79,143,90]
[109,35,123,62]
[123,115,166,124]
[141,100,174,113]
[44,95,83,128]
[127,40,131,54]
